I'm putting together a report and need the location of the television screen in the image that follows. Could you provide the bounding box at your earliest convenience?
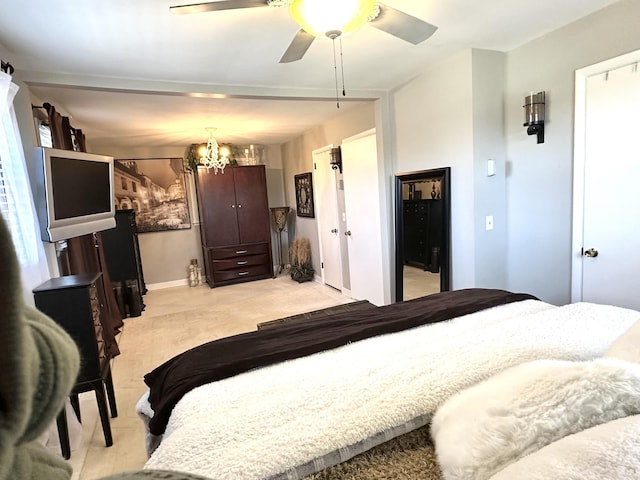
[51,156,112,219]
[33,147,116,242]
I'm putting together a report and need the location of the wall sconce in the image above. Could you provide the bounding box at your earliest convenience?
[329,146,342,173]
[523,91,545,144]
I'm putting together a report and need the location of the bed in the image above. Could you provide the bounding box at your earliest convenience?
[135,288,640,480]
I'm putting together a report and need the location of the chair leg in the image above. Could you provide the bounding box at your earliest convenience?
[94,383,113,447]
[56,408,71,459]
[104,369,118,418]
[70,394,81,422]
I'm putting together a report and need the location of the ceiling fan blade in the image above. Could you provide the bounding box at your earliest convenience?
[369,3,438,45]
[170,0,268,15]
[279,29,315,63]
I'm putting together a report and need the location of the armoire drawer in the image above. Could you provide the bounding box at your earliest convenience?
[213,254,269,271]
[213,263,271,283]
[211,243,269,260]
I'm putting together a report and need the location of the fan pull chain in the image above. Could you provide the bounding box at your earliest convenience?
[340,37,346,97]
[332,38,340,108]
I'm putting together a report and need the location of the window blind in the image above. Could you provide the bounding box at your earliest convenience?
[0,154,8,218]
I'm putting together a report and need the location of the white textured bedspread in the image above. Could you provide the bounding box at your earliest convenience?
[138,301,640,479]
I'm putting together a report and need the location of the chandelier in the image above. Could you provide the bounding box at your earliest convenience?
[200,127,229,174]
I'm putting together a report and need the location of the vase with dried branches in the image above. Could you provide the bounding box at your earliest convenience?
[290,237,314,283]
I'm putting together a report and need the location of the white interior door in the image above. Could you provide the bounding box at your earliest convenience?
[342,129,385,306]
[313,147,342,290]
[573,54,640,309]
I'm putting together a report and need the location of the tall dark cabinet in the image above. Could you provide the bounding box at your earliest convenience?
[195,165,273,287]
[101,209,146,317]
[403,199,443,273]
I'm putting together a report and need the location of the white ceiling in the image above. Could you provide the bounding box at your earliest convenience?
[0,0,621,149]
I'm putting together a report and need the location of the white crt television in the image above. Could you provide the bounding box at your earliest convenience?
[33,147,116,242]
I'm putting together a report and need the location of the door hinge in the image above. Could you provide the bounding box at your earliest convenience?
[321,262,324,269]
[314,162,317,170]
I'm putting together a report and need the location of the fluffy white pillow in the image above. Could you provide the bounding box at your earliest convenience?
[605,319,640,362]
[431,358,640,480]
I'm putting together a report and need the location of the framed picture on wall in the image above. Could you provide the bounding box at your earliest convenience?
[294,172,315,218]
[113,158,191,233]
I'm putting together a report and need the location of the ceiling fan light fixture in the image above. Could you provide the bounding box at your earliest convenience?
[288,0,377,38]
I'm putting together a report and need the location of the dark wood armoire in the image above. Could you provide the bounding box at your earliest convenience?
[195,165,273,287]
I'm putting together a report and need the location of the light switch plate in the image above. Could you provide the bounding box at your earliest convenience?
[486,215,494,231]
[487,159,496,177]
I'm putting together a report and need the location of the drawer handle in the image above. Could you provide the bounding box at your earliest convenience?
[236,250,248,254]
[237,261,249,265]
[238,271,249,276]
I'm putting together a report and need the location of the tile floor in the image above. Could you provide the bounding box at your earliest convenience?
[403,265,441,300]
[47,275,353,479]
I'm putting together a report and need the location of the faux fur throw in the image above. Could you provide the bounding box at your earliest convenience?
[0,215,80,480]
[140,300,639,479]
[604,318,640,362]
[488,414,640,480]
[432,358,640,480]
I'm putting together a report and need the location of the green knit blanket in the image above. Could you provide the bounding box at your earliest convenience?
[0,215,80,480]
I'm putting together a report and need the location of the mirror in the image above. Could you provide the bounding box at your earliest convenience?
[395,167,451,301]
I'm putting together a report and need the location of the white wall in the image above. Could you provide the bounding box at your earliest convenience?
[264,145,288,270]
[472,50,507,289]
[393,50,477,289]
[504,0,640,304]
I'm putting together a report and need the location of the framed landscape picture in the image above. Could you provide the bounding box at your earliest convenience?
[294,172,315,218]
[113,158,191,233]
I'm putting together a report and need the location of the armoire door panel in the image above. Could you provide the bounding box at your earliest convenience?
[196,167,240,246]
[233,166,271,244]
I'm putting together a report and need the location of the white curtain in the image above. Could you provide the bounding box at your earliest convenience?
[0,71,49,303]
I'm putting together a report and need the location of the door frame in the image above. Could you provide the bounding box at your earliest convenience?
[395,167,451,301]
[571,49,640,303]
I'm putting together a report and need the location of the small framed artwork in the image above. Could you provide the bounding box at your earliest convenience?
[294,172,315,218]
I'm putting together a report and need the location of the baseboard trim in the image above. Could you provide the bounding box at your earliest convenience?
[146,279,189,291]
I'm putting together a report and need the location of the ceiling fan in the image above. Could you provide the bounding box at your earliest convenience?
[169,0,438,63]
